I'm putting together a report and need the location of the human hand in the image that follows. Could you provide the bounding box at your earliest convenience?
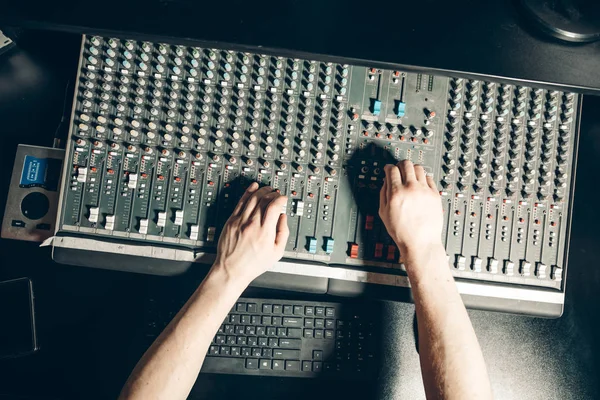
[212,182,289,286]
[379,160,444,260]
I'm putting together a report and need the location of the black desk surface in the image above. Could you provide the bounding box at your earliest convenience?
[2,1,600,94]
[0,31,599,400]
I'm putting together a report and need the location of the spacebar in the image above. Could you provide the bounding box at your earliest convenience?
[201,356,246,374]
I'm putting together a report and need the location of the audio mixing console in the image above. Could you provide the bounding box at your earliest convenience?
[52,35,581,316]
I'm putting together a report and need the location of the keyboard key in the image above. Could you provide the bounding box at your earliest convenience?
[241,315,250,324]
[272,316,282,326]
[235,326,245,335]
[217,325,224,334]
[220,346,231,355]
[302,361,312,371]
[267,327,277,336]
[315,307,325,317]
[315,319,324,328]
[241,347,251,357]
[245,326,256,335]
[231,346,240,357]
[313,361,323,372]
[305,306,314,316]
[293,305,304,315]
[260,359,271,369]
[325,319,335,329]
[325,330,334,339]
[252,348,262,357]
[273,359,284,370]
[230,315,239,324]
[261,316,272,325]
[304,329,314,338]
[248,336,258,346]
[259,337,268,346]
[277,328,287,337]
[283,317,303,327]
[279,338,301,348]
[257,326,266,336]
[209,345,219,355]
[262,348,272,357]
[273,305,282,314]
[283,305,293,315]
[251,315,259,325]
[225,325,235,334]
[237,303,246,312]
[313,350,323,361]
[314,329,323,339]
[285,360,300,371]
[227,336,236,345]
[287,328,302,338]
[237,336,247,345]
[262,304,272,313]
[325,307,335,317]
[273,349,300,359]
[247,303,258,313]
[215,335,225,345]
[304,318,314,328]
[268,338,278,347]
[245,358,258,369]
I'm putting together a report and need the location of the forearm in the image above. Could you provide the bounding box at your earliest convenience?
[119,266,247,400]
[405,244,492,400]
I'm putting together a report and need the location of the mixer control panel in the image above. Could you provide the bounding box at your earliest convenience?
[57,36,580,293]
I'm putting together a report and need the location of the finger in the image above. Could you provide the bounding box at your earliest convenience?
[241,186,273,220]
[380,180,387,210]
[233,182,259,216]
[275,213,290,252]
[384,164,402,199]
[397,160,416,184]
[251,191,281,222]
[426,174,437,191]
[263,195,288,227]
[414,164,426,183]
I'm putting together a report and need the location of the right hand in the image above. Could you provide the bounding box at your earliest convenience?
[379,160,444,258]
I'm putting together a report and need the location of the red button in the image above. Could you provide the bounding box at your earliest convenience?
[374,243,383,258]
[387,245,396,261]
[365,215,374,231]
[350,243,359,259]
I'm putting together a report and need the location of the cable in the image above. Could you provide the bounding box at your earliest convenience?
[52,79,72,149]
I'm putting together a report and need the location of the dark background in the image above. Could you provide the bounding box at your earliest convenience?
[0,8,600,399]
[2,1,600,93]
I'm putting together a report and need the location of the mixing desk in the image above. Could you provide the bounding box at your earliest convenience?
[52,35,581,317]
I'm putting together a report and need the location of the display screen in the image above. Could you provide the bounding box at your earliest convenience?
[0,278,37,358]
[19,155,61,191]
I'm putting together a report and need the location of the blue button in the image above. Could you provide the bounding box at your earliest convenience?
[373,100,382,116]
[325,238,334,254]
[397,102,406,117]
[308,237,317,254]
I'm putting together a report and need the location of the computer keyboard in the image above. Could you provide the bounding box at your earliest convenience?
[145,296,381,379]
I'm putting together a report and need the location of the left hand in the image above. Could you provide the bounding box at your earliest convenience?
[212,182,289,285]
